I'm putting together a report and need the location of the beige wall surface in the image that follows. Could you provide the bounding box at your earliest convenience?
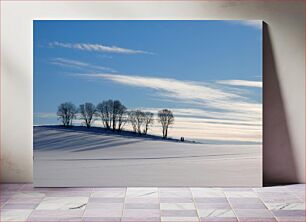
[1,1,304,184]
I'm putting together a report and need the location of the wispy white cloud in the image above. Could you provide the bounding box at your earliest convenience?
[140,107,260,125]
[74,73,262,142]
[49,41,154,55]
[225,20,262,30]
[217,79,262,88]
[75,73,260,113]
[78,73,242,105]
[34,112,57,118]
[50,58,116,73]
[50,58,88,67]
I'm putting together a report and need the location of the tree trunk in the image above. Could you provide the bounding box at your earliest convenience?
[145,125,148,135]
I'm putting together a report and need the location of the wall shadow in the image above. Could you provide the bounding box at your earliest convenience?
[263,22,298,185]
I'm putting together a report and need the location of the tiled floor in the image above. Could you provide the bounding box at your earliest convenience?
[0,184,304,222]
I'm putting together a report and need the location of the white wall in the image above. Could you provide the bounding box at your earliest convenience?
[1,1,304,184]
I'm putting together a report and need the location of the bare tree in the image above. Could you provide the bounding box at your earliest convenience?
[57,102,77,126]
[96,100,113,129]
[79,102,96,128]
[158,109,174,138]
[135,110,145,134]
[128,110,145,134]
[143,112,154,135]
[96,100,127,131]
[113,100,126,131]
[116,102,127,131]
[128,111,137,133]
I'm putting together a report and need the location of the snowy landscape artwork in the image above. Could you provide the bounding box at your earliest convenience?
[34,20,262,187]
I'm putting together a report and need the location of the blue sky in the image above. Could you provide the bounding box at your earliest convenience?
[34,20,262,143]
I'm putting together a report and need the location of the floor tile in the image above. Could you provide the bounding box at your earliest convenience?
[161,210,198,217]
[225,191,258,198]
[86,202,123,209]
[92,187,126,192]
[160,197,194,203]
[223,188,253,192]
[160,203,196,210]
[159,188,191,192]
[237,218,277,222]
[36,196,88,210]
[286,184,305,191]
[1,184,305,222]
[6,197,44,204]
[227,198,262,204]
[83,208,123,217]
[265,202,305,210]
[162,216,199,222]
[125,203,160,209]
[29,209,85,217]
[122,209,160,217]
[27,216,83,221]
[253,186,290,193]
[0,209,33,221]
[45,191,91,197]
[229,202,266,209]
[271,209,305,217]
[234,209,274,218]
[126,187,158,198]
[1,184,24,191]
[196,203,231,209]
[1,196,10,205]
[276,217,306,222]
[257,192,297,198]
[198,209,235,217]
[122,217,161,222]
[292,191,305,201]
[11,191,46,199]
[83,217,121,222]
[159,188,192,198]
[89,197,124,203]
[257,192,300,203]
[200,217,238,222]
[125,197,159,203]
[195,197,228,203]
[191,188,225,197]
[1,203,39,209]
[91,189,125,198]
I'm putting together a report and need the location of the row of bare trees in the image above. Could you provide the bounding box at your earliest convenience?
[57,101,174,138]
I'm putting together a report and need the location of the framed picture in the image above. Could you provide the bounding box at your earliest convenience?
[34,20,262,187]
